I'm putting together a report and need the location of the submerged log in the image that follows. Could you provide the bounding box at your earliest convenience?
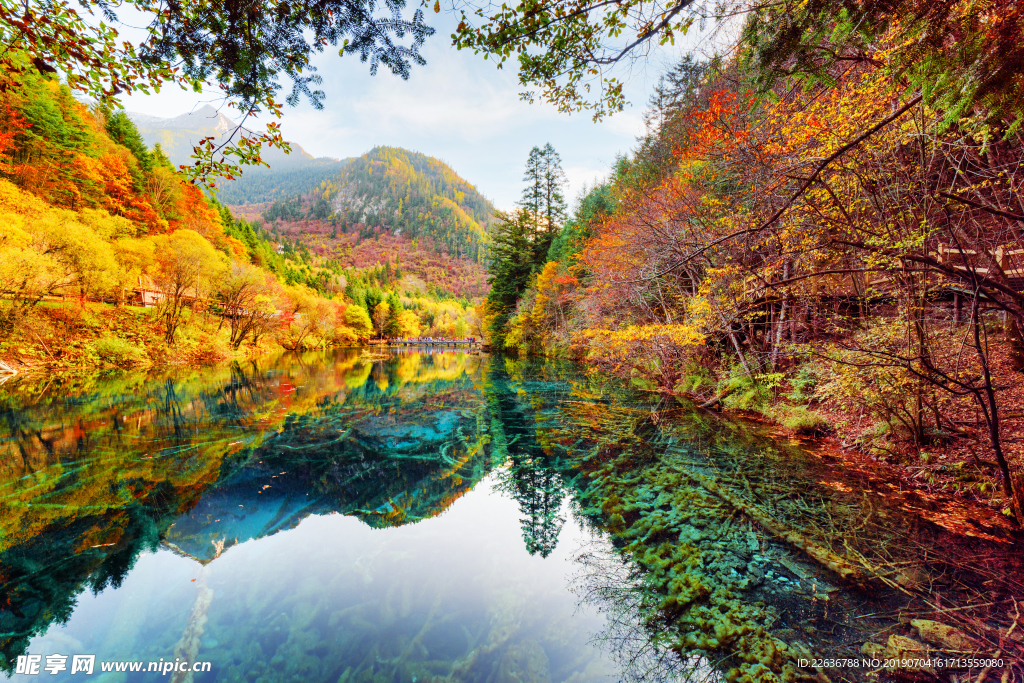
[672,465,873,586]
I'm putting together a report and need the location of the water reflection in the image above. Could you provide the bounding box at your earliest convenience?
[0,350,625,683]
[0,350,1020,683]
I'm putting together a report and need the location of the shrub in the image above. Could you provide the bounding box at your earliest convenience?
[182,332,233,365]
[769,405,830,435]
[719,367,774,412]
[673,361,716,395]
[784,363,817,403]
[813,317,947,450]
[94,336,147,367]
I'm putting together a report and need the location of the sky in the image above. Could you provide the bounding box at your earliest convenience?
[120,11,710,209]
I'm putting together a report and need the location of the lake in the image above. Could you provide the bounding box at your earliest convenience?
[0,349,1019,683]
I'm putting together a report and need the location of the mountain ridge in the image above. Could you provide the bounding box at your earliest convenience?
[242,146,495,299]
[129,104,321,166]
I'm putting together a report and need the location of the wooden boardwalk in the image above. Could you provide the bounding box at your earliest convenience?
[370,340,482,348]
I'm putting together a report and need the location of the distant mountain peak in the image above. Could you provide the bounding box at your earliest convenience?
[129,105,241,136]
[130,107,313,167]
[306,146,493,260]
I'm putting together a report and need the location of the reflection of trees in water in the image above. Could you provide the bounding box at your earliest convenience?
[552,398,1024,681]
[483,357,579,558]
[0,350,493,670]
[486,358,708,680]
[501,457,567,558]
[570,537,718,683]
[0,500,174,669]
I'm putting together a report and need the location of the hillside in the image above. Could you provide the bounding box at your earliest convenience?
[249,147,493,259]
[328,146,494,258]
[235,146,495,299]
[0,65,484,372]
[213,158,351,205]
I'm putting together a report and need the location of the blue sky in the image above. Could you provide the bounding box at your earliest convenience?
[121,11,708,209]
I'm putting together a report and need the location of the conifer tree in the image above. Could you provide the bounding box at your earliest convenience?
[519,146,544,241]
[517,143,567,269]
[485,209,535,346]
[104,110,152,173]
[539,143,567,262]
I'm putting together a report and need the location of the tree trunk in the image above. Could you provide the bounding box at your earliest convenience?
[1008,316,1024,372]
[970,304,1020,525]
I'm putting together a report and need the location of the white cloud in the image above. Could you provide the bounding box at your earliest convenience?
[564,165,612,199]
[118,9,717,207]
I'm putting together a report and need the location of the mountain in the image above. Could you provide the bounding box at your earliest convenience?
[129,104,319,167]
[130,105,354,206]
[213,158,351,205]
[322,146,494,261]
[243,147,495,298]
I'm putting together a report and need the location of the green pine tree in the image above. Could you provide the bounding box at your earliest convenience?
[539,142,567,264]
[485,210,535,347]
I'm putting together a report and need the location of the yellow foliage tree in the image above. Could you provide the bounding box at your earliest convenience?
[151,230,227,344]
[344,304,373,337]
[396,309,421,337]
[372,301,391,337]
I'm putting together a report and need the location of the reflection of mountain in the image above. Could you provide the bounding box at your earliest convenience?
[165,387,499,561]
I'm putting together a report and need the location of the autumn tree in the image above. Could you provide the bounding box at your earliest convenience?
[345,304,374,337]
[396,309,421,337]
[372,301,391,338]
[275,285,337,349]
[2,0,434,182]
[152,230,226,344]
[111,237,156,305]
[0,183,123,336]
[217,262,281,349]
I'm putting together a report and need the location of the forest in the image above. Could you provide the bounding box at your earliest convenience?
[484,3,1024,523]
[0,62,483,372]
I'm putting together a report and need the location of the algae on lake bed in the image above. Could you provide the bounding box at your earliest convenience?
[546,394,1023,683]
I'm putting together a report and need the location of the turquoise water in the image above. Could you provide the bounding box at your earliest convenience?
[0,349,1020,683]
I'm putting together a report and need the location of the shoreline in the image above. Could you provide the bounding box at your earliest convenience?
[692,400,1024,529]
[722,408,1020,538]
[3,337,1017,530]
[0,340,488,379]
